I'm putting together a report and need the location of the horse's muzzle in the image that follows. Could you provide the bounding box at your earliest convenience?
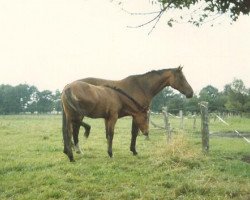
[186,91,193,98]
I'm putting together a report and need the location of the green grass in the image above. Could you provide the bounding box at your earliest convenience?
[0,115,249,199]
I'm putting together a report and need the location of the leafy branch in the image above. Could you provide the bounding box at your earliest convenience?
[113,0,250,33]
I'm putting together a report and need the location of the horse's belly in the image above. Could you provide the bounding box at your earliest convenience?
[81,103,111,118]
[86,110,106,118]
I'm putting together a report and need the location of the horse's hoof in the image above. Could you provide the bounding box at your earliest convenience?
[130,148,138,156]
[63,149,68,155]
[84,127,91,138]
[108,151,113,158]
[68,154,75,162]
[69,156,75,162]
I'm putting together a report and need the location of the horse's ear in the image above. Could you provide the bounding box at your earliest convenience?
[178,65,183,71]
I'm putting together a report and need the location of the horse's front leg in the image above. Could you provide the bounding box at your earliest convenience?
[105,116,117,158]
[107,130,114,158]
[130,119,139,155]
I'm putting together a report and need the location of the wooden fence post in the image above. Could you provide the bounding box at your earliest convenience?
[200,101,209,152]
[179,110,184,129]
[162,107,171,143]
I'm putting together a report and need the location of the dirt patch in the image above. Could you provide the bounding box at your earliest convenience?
[241,155,250,164]
[210,132,250,138]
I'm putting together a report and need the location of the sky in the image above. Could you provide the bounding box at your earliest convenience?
[0,0,250,94]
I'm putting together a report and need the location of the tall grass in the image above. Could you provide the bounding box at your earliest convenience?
[0,115,249,199]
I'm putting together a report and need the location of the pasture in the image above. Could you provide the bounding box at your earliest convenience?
[0,115,249,199]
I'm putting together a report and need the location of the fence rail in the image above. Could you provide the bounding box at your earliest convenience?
[150,102,250,153]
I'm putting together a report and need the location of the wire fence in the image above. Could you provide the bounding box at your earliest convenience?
[149,102,250,151]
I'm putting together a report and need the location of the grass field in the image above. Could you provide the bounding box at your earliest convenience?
[0,115,249,200]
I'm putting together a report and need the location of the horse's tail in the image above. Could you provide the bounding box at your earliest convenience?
[62,102,68,155]
[61,88,76,147]
[62,104,66,136]
[64,88,82,115]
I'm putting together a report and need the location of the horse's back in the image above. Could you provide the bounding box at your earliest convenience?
[80,77,119,87]
[63,81,121,118]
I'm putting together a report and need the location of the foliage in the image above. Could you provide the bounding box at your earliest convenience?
[199,85,219,103]
[151,87,174,111]
[150,78,250,114]
[0,115,249,199]
[199,85,226,112]
[0,78,249,114]
[36,90,53,113]
[0,84,61,114]
[224,79,250,112]
[152,0,250,26]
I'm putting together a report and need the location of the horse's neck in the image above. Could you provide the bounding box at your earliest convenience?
[149,76,171,97]
[120,70,172,107]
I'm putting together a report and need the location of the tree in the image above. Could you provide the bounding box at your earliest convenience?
[151,87,175,112]
[0,85,21,114]
[166,93,189,114]
[53,90,62,112]
[158,0,250,23]
[26,86,39,113]
[0,84,62,114]
[0,84,41,114]
[151,87,201,114]
[215,93,227,112]
[224,79,249,112]
[36,90,54,113]
[199,85,227,112]
[15,84,38,113]
[121,0,250,32]
[199,85,223,112]
[151,89,166,112]
[244,88,250,112]
[185,94,200,113]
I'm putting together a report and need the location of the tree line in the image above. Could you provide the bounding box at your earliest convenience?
[0,84,61,114]
[0,78,249,115]
[151,78,250,115]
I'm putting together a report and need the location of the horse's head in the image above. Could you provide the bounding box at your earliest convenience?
[133,111,149,137]
[169,66,193,98]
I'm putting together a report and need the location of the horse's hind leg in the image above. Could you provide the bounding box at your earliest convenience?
[72,122,83,154]
[62,109,74,161]
[64,120,75,162]
[81,121,91,138]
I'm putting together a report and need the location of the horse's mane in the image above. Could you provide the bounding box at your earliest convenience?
[127,68,174,79]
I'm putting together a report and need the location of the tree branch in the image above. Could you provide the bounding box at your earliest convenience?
[114,0,250,31]
[126,2,171,34]
[122,8,163,16]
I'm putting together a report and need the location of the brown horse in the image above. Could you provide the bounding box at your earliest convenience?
[62,66,193,161]
[61,81,149,162]
[75,66,193,150]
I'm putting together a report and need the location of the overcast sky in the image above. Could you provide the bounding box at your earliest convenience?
[0,0,250,94]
